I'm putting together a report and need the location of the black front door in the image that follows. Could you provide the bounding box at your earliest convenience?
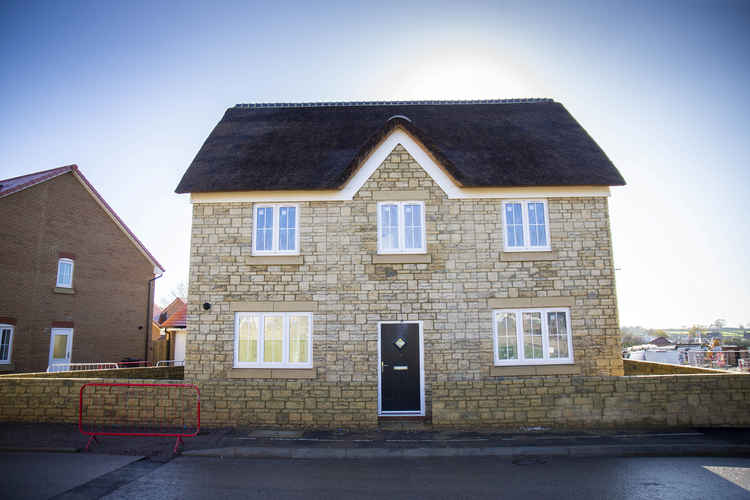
[380,323,421,413]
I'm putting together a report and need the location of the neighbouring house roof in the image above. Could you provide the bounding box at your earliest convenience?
[176,99,626,193]
[650,336,673,347]
[153,304,163,322]
[0,165,165,274]
[160,301,186,329]
[159,297,186,326]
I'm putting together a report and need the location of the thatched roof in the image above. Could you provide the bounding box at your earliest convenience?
[175,99,625,193]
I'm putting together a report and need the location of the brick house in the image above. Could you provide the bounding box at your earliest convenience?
[0,165,164,373]
[175,99,627,427]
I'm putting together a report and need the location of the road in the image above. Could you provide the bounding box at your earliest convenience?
[2,454,749,499]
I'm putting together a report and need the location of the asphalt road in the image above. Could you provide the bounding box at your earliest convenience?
[4,453,747,500]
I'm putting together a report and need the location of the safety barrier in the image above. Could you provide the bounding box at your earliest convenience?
[156,360,185,367]
[47,362,119,372]
[79,382,200,453]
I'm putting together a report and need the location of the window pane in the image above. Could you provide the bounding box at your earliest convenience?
[255,207,274,251]
[53,335,67,358]
[505,203,524,247]
[57,261,72,287]
[522,312,543,359]
[238,316,259,363]
[263,316,283,362]
[496,312,517,360]
[380,205,399,250]
[528,202,547,247]
[0,329,9,361]
[279,206,296,251]
[289,315,309,363]
[404,204,422,249]
[548,312,569,359]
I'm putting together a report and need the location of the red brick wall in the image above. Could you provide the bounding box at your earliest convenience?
[0,172,155,372]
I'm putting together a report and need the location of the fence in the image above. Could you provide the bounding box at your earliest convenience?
[48,359,185,372]
[47,362,119,372]
[79,382,200,453]
[156,360,185,367]
[684,350,750,370]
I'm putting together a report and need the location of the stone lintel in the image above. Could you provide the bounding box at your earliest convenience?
[488,296,575,308]
[229,301,318,312]
[372,190,429,201]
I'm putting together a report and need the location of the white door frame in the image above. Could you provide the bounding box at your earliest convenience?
[48,328,74,371]
[377,321,425,416]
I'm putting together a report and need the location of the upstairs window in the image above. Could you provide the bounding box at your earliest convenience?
[0,324,13,364]
[493,308,573,365]
[377,201,426,254]
[502,200,550,251]
[253,204,299,255]
[56,258,74,288]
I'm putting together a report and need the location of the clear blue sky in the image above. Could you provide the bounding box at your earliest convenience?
[1,0,748,328]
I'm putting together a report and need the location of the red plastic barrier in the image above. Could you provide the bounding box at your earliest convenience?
[79,382,200,453]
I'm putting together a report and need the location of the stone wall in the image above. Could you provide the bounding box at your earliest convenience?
[198,380,376,428]
[432,374,750,429]
[2,373,749,430]
[185,143,622,423]
[2,366,183,380]
[623,359,731,375]
[0,377,194,426]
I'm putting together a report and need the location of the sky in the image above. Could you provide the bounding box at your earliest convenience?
[1,0,748,328]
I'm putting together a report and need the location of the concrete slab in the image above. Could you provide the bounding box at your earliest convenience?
[0,452,142,500]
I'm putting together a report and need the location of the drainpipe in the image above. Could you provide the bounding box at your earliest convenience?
[145,272,163,362]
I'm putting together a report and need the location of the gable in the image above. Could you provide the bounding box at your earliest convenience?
[0,166,164,274]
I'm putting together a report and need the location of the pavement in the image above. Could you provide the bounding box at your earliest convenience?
[1,422,750,461]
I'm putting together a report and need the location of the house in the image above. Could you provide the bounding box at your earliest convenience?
[0,165,164,373]
[158,298,187,364]
[175,99,626,427]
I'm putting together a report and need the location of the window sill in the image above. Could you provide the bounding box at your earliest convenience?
[500,251,556,262]
[373,254,431,264]
[228,367,316,379]
[53,287,75,295]
[0,363,15,371]
[247,255,303,265]
[490,364,579,376]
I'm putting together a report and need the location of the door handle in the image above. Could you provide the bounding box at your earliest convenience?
[381,362,389,372]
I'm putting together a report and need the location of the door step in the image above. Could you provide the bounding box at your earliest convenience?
[378,416,432,431]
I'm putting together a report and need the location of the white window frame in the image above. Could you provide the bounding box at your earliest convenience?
[233,312,313,368]
[0,324,14,364]
[376,201,427,254]
[501,199,551,252]
[492,308,574,366]
[252,204,300,255]
[56,258,75,288]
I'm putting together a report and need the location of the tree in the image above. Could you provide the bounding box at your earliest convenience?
[687,325,705,343]
[170,281,188,301]
[711,318,726,329]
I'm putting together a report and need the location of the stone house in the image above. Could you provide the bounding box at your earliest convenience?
[0,165,164,373]
[175,99,627,427]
